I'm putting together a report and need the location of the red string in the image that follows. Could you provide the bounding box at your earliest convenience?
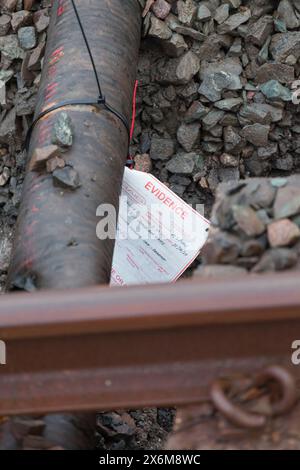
[130,80,138,142]
[127,80,138,169]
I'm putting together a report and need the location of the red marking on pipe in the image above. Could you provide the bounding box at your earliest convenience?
[23,258,33,270]
[49,52,64,66]
[31,183,43,192]
[37,123,52,142]
[46,82,58,91]
[46,81,57,90]
[45,92,57,101]
[57,5,64,16]
[38,130,51,146]
[57,0,65,17]
[39,127,51,137]
[25,220,38,236]
[51,46,64,57]
[41,126,50,136]
[47,65,57,79]
[52,54,63,65]
[48,68,57,78]
[45,89,57,101]
[38,124,49,135]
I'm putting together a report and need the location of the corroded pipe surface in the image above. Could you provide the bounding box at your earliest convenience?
[7,0,141,290]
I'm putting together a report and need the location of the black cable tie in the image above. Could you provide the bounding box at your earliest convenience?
[97,95,106,105]
[24,98,130,152]
[126,158,135,168]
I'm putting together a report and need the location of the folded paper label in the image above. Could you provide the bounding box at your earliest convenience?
[111,168,210,286]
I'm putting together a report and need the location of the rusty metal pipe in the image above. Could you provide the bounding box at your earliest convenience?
[7,0,141,290]
[2,0,141,450]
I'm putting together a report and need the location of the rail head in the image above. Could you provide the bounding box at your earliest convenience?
[0,271,300,340]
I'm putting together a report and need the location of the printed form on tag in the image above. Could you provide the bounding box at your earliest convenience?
[110,168,210,286]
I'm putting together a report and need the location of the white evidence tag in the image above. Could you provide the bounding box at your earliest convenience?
[110,168,210,286]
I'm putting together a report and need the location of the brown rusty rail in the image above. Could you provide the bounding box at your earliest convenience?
[0,271,299,415]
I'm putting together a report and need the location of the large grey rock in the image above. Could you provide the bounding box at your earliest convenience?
[232,205,266,237]
[202,230,242,264]
[169,23,206,41]
[155,51,200,85]
[166,152,196,174]
[150,137,175,160]
[198,58,243,102]
[239,103,283,124]
[197,4,211,21]
[214,98,243,111]
[199,71,242,102]
[241,124,270,147]
[278,0,300,30]
[0,14,11,36]
[217,9,251,34]
[260,80,292,101]
[51,112,73,148]
[270,32,300,62]
[175,50,200,84]
[148,15,172,40]
[177,122,200,152]
[184,101,208,123]
[152,0,171,20]
[200,57,243,79]
[252,248,297,272]
[246,15,273,46]
[18,26,37,50]
[53,166,81,190]
[0,34,24,59]
[257,143,278,159]
[0,108,16,144]
[202,110,225,129]
[224,126,243,154]
[274,185,300,219]
[267,218,300,247]
[214,4,229,24]
[177,0,197,26]
[255,63,294,83]
[11,10,31,32]
[162,33,188,57]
